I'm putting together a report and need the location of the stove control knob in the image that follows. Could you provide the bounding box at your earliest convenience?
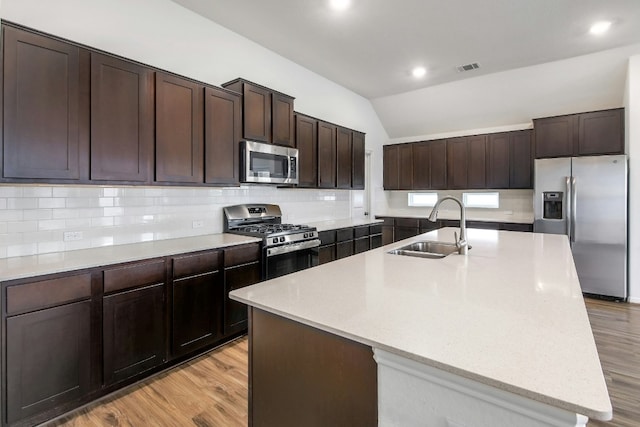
[303,233,308,238]
[272,238,278,244]
[279,236,285,243]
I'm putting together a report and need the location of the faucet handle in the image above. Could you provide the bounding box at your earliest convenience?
[454,231,459,247]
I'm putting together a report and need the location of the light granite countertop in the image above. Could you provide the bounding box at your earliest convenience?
[230,227,611,421]
[0,233,261,282]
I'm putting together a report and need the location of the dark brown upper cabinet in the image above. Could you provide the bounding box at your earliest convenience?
[383,145,399,190]
[318,121,337,188]
[447,135,486,189]
[336,127,353,189]
[295,113,318,187]
[412,139,447,190]
[509,130,533,189]
[534,108,623,158]
[90,52,154,182]
[204,87,242,186]
[272,92,295,147]
[429,140,448,190]
[578,109,624,155]
[486,133,510,189]
[412,141,431,190]
[2,26,90,181]
[155,73,203,184]
[383,144,413,190]
[222,78,295,147]
[351,131,365,190]
[399,144,414,190]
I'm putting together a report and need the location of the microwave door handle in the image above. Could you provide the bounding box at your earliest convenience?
[571,177,577,243]
[565,176,572,240]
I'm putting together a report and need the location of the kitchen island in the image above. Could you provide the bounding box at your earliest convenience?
[230,228,612,426]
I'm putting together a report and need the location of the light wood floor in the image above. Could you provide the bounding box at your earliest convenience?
[45,299,639,427]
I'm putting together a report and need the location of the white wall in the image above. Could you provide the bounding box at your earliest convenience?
[625,56,640,303]
[373,43,640,139]
[0,0,389,258]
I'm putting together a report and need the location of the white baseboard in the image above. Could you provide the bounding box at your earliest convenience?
[628,296,640,304]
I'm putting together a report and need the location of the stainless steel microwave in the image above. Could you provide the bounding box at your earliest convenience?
[241,140,299,185]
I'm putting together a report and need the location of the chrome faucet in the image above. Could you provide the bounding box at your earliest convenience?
[428,196,469,255]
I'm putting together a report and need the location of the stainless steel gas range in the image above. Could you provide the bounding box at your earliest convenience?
[223,204,320,280]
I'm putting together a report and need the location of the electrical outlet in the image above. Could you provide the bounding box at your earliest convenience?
[63,231,83,241]
[192,220,204,229]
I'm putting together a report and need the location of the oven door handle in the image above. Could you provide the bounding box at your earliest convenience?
[266,239,321,257]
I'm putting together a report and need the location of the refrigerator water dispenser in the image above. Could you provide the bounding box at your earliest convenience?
[542,192,563,220]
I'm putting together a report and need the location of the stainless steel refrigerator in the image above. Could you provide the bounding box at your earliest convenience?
[534,155,628,299]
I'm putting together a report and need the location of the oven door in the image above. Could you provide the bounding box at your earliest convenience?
[264,239,320,280]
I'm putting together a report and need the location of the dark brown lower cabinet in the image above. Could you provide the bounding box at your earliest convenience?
[103,283,166,386]
[249,308,377,426]
[354,236,370,254]
[171,250,223,358]
[223,243,262,336]
[6,301,92,425]
[336,240,355,259]
[172,271,222,358]
[319,244,336,265]
[370,233,383,249]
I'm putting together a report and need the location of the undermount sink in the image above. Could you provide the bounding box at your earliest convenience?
[387,240,462,259]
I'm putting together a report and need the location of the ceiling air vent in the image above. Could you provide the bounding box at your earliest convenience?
[456,62,480,73]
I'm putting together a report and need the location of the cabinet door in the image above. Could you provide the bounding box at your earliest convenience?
[295,114,318,187]
[90,53,153,182]
[336,127,353,189]
[429,140,448,189]
[534,115,575,158]
[467,135,486,189]
[103,283,165,386]
[578,109,624,155]
[354,237,370,254]
[2,26,89,180]
[243,83,271,143]
[399,144,414,189]
[155,73,203,183]
[172,271,222,357]
[318,121,337,188]
[510,130,533,189]
[486,133,510,189]
[336,241,354,259]
[412,141,431,190]
[318,245,336,265]
[224,262,261,335]
[272,93,294,147]
[352,131,366,189]
[6,301,91,424]
[447,137,468,189]
[383,145,399,190]
[204,87,242,185]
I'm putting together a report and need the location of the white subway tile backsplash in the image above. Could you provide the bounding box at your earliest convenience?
[0,184,355,259]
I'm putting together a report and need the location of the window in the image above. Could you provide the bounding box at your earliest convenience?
[462,192,499,209]
[408,192,438,207]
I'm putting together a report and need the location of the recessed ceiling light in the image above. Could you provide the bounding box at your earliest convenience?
[589,20,612,35]
[329,0,350,11]
[412,67,427,78]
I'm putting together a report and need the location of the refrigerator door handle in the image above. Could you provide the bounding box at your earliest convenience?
[565,176,572,239]
[571,176,577,243]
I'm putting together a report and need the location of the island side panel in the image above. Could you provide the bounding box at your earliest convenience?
[249,307,377,426]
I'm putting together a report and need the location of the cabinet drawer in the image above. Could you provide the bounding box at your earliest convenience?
[370,224,383,235]
[173,250,222,279]
[395,218,420,228]
[6,272,92,316]
[318,230,336,245]
[467,221,499,230]
[224,243,261,267]
[336,228,354,242]
[104,259,166,294]
[353,225,369,238]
